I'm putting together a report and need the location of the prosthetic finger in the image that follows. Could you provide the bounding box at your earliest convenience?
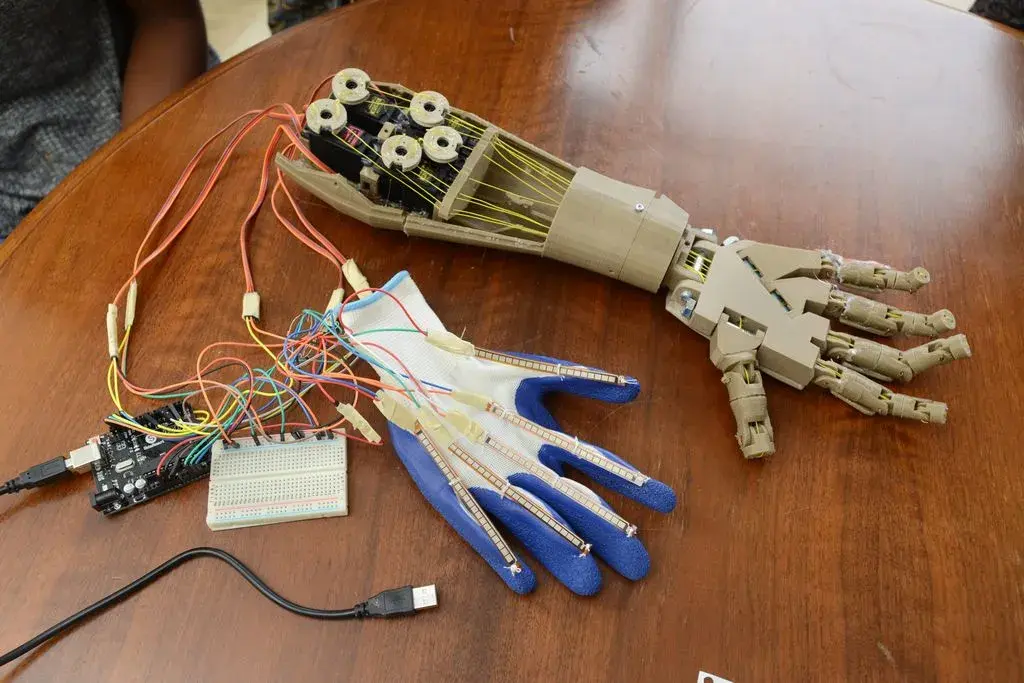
[709,320,774,458]
[720,360,775,459]
[825,332,972,383]
[812,360,947,423]
[823,289,956,337]
[822,254,931,292]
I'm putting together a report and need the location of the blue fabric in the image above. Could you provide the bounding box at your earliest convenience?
[537,444,677,513]
[511,352,640,431]
[367,275,677,594]
[472,488,602,596]
[387,424,536,594]
[512,352,676,513]
[509,473,651,580]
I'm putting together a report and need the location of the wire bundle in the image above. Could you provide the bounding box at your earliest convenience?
[102,76,453,463]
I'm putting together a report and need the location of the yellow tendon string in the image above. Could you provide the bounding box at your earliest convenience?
[482,153,560,203]
[331,131,437,206]
[489,145,566,200]
[452,210,547,238]
[457,195,550,231]
[493,138,572,188]
[461,176,561,208]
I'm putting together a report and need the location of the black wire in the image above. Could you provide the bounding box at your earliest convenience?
[0,546,363,667]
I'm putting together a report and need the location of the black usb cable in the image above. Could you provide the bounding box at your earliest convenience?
[0,547,438,667]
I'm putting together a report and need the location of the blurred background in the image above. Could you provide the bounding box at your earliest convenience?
[201,0,350,58]
[200,0,1020,61]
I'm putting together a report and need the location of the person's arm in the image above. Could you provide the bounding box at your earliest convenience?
[121,0,207,125]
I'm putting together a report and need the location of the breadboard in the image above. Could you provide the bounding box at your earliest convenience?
[207,434,347,531]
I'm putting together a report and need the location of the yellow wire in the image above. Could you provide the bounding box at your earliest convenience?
[107,361,123,413]
[452,210,547,238]
[493,138,572,188]
[489,145,567,199]
[331,131,437,206]
[461,176,561,208]
[482,153,560,203]
[245,318,290,374]
[458,195,551,230]
[448,113,487,135]
[493,138,571,187]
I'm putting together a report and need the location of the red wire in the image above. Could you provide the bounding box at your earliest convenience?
[338,288,428,334]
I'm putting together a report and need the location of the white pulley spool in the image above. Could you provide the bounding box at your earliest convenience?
[422,126,463,163]
[409,91,449,127]
[332,67,372,105]
[380,135,423,171]
[305,98,347,133]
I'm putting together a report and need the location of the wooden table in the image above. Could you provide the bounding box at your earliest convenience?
[1,0,1022,680]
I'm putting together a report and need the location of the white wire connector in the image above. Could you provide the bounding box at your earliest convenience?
[342,261,371,299]
[106,304,119,359]
[337,402,381,443]
[242,292,261,320]
[373,392,418,432]
[326,287,345,317]
[425,330,475,356]
[124,280,138,329]
[449,390,492,411]
[445,412,487,443]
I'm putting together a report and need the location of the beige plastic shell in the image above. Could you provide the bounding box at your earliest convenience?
[826,332,971,382]
[828,292,956,338]
[277,74,693,293]
[812,361,948,423]
[667,239,830,388]
[545,170,689,292]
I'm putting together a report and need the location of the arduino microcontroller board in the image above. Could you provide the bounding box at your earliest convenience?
[89,402,209,515]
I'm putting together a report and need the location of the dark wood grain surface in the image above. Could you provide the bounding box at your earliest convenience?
[1,0,1022,681]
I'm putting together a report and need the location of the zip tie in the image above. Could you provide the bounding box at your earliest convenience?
[326,287,345,317]
[337,402,382,443]
[106,304,119,359]
[125,281,138,329]
[242,292,261,320]
[425,330,475,356]
[342,261,371,299]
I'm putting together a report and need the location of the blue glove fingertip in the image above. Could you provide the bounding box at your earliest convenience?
[473,488,603,596]
[509,473,652,581]
[538,444,677,513]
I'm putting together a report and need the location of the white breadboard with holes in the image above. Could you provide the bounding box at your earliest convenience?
[206,434,347,531]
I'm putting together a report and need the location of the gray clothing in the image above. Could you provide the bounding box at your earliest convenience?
[0,0,123,239]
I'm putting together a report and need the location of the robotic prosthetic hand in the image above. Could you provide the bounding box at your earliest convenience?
[281,68,971,459]
[662,231,970,458]
[343,272,676,595]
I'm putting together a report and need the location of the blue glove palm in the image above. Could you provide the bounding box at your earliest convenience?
[344,272,676,595]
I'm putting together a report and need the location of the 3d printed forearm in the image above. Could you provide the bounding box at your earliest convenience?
[278,68,692,293]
